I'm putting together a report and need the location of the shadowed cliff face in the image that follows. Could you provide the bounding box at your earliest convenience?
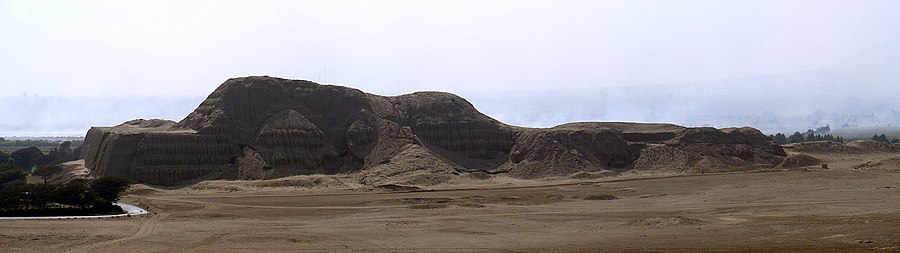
[82,76,786,185]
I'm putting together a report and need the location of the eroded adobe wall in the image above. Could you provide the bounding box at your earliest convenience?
[83,128,240,185]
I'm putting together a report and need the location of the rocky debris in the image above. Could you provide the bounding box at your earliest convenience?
[775,154,823,170]
[845,140,896,152]
[82,76,787,185]
[584,194,619,200]
[230,146,274,180]
[501,126,641,178]
[555,122,684,143]
[626,216,705,227]
[784,140,897,155]
[632,127,786,173]
[358,144,458,186]
[853,157,900,173]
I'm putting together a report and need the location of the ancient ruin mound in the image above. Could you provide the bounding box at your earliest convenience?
[784,141,855,154]
[82,76,786,185]
[784,140,898,155]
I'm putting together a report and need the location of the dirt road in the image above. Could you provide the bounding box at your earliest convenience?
[2,170,899,252]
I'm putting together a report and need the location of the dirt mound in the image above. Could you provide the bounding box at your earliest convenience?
[785,140,897,155]
[501,126,641,178]
[32,159,90,184]
[626,216,705,227]
[775,154,822,170]
[82,76,786,185]
[358,144,458,186]
[784,141,854,154]
[853,157,900,173]
[632,127,785,173]
[845,140,896,152]
[189,175,354,192]
[584,194,618,200]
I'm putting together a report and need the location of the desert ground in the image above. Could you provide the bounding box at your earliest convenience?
[3,149,900,252]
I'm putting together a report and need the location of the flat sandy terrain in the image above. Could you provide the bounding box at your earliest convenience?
[2,166,899,252]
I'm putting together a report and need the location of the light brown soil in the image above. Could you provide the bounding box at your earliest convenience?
[3,154,900,252]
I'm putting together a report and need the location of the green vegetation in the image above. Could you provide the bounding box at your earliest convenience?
[830,126,900,141]
[1,141,80,173]
[0,171,133,217]
[0,164,26,188]
[11,147,51,173]
[770,126,900,145]
[31,166,64,184]
[869,134,900,144]
[0,151,14,165]
[769,130,844,145]
[0,137,83,148]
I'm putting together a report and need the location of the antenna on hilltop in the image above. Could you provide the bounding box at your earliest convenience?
[317,64,328,83]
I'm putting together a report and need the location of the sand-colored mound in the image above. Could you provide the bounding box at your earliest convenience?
[189,174,357,192]
[28,159,91,184]
[853,157,900,173]
[785,140,897,155]
[845,140,896,152]
[775,154,822,170]
[358,144,458,186]
[784,141,853,154]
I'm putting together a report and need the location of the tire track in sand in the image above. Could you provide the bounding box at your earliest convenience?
[64,211,169,253]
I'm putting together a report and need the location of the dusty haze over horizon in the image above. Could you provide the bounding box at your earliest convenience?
[2,0,900,136]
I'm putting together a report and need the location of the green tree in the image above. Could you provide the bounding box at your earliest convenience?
[872,134,890,143]
[31,166,63,184]
[772,133,787,144]
[0,164,26,187]
[10,147,52,172]
[0,184,24,211]
[0,151,14,166]
[53,179,93,208]
[20,183,55,210]
[788,132,805,143]
[90,177,133,206]
[805,133,818,142]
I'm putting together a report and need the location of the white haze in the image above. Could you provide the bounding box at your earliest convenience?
[1,0,899,136]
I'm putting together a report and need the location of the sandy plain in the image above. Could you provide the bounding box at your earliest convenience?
[2,151,900,252]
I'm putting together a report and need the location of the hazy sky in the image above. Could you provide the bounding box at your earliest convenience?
[2,0,899,97]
